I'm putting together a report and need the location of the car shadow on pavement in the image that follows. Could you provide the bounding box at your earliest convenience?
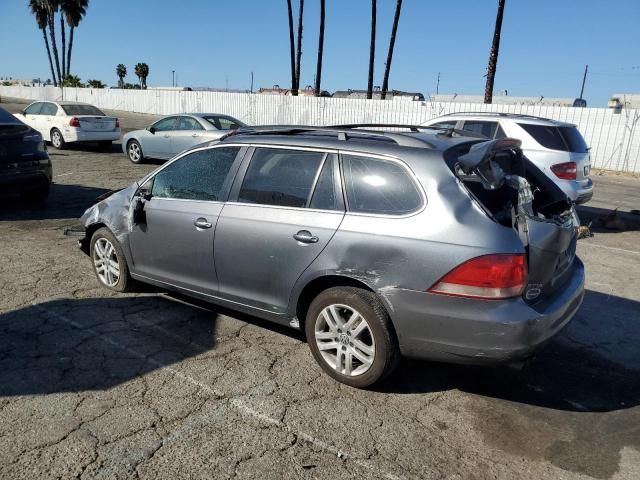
[0,183,110,221]
[577,205,640,232]
[0,296,219,397]
[379,289,640,414]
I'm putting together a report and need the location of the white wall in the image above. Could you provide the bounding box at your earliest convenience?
[2,85,639,172]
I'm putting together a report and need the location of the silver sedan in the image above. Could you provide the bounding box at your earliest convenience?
[122,113,246,163]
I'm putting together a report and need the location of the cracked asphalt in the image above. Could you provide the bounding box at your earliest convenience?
[1,99,639,479]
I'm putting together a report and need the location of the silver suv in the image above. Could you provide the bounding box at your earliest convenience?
[422,113,593,204]
[71,125,585,388]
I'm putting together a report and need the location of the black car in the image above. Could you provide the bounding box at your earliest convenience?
[0,107,52,201]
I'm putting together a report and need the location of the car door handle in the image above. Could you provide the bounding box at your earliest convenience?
[293,230,318,243]
[191,134,200,137]
[194,218,212,229]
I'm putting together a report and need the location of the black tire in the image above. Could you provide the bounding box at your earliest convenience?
[305,287,400,388]
[50,128,66,150]
[89,227,131,292]
[127,139,144,164]
[98,141,112,152]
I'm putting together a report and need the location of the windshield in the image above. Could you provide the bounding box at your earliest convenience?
[61,104,105,116]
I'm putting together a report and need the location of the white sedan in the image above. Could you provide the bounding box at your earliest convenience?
[14,101,120,150]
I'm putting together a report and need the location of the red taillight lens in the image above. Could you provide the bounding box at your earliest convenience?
[115,118,120,128]
[428,254,527,300]
[69,117,80,127]
[550,161,577,180]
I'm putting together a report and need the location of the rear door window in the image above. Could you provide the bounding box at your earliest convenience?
[309,155,340,210]
[342,154,423,215]
[461,121,499,139]
[177,117,204,130]
[40,103,58,116]
[518,123,568,151]
[431,120,458,129]
[238,148,325,208]
[558,126,588,153]
[152,147,240,201]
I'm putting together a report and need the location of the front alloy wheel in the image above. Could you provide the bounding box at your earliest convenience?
[127,140,143,163]
[93,237,120,287]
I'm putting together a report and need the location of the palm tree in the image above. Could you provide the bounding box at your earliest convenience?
[314,0,325,96]
[484,0,506,104]
[61,0,88,77]
[29,0,58,87]
[286,0,297,96]
[116,64,127,88]
[61,74,83,87]
[294,0,304,96]
[367,0,376,99]
[44,0,63,86]
[135,63,149,89]
[86,79,105,88]
[380,0,402,100]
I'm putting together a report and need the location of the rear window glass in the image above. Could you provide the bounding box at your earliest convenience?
[61,104,105,116]
[518,123,568,151]
[343,154,422,215]
[238,148,325,208]
[558,126,588,153]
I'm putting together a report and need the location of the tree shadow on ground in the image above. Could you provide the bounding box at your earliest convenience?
[577,205,640,233]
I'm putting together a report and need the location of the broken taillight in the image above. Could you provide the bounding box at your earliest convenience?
[428,254,527,300]
[69,117,81,127]
[550,161,577,180]
[115,118,120,128]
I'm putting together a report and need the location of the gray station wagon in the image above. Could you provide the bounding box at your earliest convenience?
[70,125,585,388]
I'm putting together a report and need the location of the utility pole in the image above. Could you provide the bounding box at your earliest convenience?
[172,70,175,87]
[579,64,588,99]
[250,72,254,93]
[436,72,440,94]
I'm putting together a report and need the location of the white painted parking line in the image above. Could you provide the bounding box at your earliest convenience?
[54,172,74,178]
[579,242,640,255]
[33,303,404,480]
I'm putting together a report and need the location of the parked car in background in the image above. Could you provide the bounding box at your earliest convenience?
[122,113,246,163]
[70,125,584,388]
[422,113,593,204]
[14,101,120,151]
[0,107,52,201]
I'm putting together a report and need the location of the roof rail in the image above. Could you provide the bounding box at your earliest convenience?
[331,123,489,139]
[439,111,554,122]
[220,125,434,148]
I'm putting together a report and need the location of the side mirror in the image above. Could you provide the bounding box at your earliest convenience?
[148,126,156,134]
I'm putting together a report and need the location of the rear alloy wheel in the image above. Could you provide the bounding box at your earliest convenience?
[90,228,131,292]
[305,287,399,388]
[51,128,66,149]
[127,140,144,164]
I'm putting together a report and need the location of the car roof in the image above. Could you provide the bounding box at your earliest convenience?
[429,112,575,128]
[0,107,24,125]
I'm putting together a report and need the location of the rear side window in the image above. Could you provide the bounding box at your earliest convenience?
[519,123,569,151]
[152,147,239,201]
[24,103,43,115]
[177,117,204,130]
[432,121,457,129]
[238,148,325,208]
[40,103,58,115]
[342,154,423,215]
[309,155,339,210]
[558,126,588,153]
[461,121,499,139]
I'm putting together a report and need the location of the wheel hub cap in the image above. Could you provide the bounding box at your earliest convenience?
[93,238,120,287]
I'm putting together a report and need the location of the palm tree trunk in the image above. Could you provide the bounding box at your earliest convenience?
[41,27,57,87]
[67,27,74,76]
[484,0,506,104]
[294,0,304,96]
[367,0,376,99]
[48,15,62,85]
[380,0,402,100]
[60,15,66,77]
[314,0,325,96]
[286,0,297,95]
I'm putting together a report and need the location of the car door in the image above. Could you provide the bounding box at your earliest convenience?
[145,116,179,159]
[170,116,205,156]
[39,102,59,138]
[214,147,345,314]
[128,146,244,294]
[18,102,44,133]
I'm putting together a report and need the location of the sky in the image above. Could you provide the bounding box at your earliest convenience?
[1,0,639,106]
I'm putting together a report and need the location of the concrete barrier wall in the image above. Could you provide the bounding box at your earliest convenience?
[2,85,639,172]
